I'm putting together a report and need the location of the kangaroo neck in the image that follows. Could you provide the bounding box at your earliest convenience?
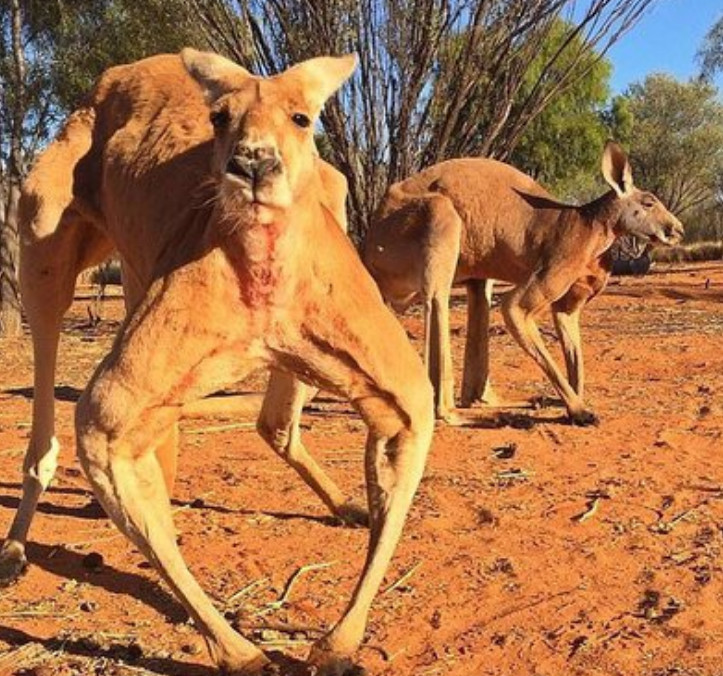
[579,190,625,255]
[215,191,321,309]
[581,190,624,234]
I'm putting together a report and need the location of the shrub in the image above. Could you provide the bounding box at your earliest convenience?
[651,241,723,263]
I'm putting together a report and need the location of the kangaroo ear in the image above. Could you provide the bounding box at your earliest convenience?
[602,140,634,197]
[181,48,252,102]
[281,54,357,112]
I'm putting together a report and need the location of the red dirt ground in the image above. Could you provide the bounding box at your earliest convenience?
[0,261,722,676]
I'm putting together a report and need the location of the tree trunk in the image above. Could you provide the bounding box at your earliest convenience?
[0,0,26,338]
[0,185,22,337]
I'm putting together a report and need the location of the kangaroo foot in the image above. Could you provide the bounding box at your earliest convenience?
[0,541,28,587]
[569,409,599,427]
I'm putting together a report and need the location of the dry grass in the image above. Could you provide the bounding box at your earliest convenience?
[652,241,723,264]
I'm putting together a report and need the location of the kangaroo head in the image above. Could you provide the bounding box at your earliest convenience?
[602,140,684,246]
[182,49,356,214]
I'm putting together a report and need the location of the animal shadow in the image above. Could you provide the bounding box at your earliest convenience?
[4,385,83,403]
[0,626,315,675]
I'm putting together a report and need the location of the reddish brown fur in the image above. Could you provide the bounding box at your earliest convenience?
[2,50,434,676]
[365,147,683,425]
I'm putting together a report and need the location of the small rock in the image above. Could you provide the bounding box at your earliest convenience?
[491,633,506,646]
[477,507,497,526]
[126,642,143,661]
[81,552,104,573]
[492,443,517,460]
[181,642,201,655]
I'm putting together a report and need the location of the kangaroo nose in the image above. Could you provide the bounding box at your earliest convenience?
[668,217,684,243]
[227,144,281,182]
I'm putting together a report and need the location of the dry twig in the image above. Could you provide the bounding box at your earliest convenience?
[574,497,601,523]
[258,561,336,614]
[384,561,423,595]
[226,577,269,605]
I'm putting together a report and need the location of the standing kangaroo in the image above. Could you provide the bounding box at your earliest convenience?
[5,50,434,675]
[364,142,683,425]
[0,57,361,590]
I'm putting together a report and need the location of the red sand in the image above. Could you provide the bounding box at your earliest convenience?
[0,261,722,676]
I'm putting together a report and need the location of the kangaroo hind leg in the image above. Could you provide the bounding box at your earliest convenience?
[257,370,368,527]
[0,109,112,585]
[461,278,500,407]
[501,272,596,426]
[421,195,462,424]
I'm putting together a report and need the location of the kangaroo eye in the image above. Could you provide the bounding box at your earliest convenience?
[292,113,311,128]
[210,108,230,130]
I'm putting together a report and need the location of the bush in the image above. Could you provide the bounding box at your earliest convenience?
[651,241,723,264]
[89,260,122,286]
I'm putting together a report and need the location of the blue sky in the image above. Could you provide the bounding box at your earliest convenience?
[605,0,723,94]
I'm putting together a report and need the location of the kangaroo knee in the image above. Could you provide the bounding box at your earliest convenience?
[256,419,296,457]
[23,437,60,491]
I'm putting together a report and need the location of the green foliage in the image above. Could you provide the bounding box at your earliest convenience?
[614,74,723,230]
[678,197,723,243]
[0,0,204,176]
[36,0,203,111]
[699,13,723,81]
[509,20,612,202]
[603,95,634,146]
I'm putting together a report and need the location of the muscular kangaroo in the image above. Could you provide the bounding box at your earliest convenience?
[0,54,361,590]
[4,50,434,675]
[365,143,683,425]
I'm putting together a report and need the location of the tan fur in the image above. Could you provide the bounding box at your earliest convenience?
[365,144,683,425]
[1,51,433,675]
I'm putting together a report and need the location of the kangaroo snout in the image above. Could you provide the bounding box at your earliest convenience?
[227,144,281,183]
[666,217,684,244]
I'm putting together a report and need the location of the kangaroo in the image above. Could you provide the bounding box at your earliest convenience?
[5,49,434,675]
[0,55,363,591]
[364,142,683,425]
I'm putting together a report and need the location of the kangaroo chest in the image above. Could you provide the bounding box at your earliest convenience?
[234,220,294,309]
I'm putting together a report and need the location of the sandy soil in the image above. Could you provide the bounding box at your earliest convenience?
[0,261,722,676]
